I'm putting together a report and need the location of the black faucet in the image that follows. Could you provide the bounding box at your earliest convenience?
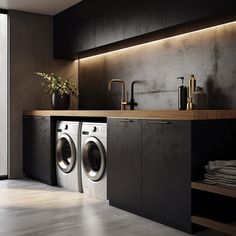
[127,81,138,110]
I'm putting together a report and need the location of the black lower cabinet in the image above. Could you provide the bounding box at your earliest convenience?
[23,116,56,185]
[107,118,141,213]
[107,118,192,233]
[141,120,192,232]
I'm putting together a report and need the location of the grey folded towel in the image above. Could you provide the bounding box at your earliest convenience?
[204,173,236,184]
[203,179,236,189]
[206,171,236,180]
[208,160,236,170]
[205,165,236,176]
[203,160,236,189]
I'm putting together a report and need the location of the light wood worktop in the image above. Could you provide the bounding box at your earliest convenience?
[23,110,236,120]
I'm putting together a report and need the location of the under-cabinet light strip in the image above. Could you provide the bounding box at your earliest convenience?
[79,20,236,61]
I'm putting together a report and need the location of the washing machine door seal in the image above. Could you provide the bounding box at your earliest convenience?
[56,133,76,173]
[82,137,106,182]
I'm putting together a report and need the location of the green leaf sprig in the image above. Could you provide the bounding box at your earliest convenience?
[35,72,78,98]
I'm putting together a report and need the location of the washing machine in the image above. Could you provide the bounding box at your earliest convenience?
[81,122,107,201]
[56,121,83,192]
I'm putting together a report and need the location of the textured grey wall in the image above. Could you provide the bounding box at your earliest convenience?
[79,21,236,110]
[10,11,78,178]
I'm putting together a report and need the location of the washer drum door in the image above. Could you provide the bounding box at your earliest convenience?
[56,134,76,173]
[82,137,106,182]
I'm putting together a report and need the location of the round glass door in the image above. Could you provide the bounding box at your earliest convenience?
[56,134,76,173]
[82,137,106,182]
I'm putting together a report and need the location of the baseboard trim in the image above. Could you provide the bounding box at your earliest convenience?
[0,175,8,180]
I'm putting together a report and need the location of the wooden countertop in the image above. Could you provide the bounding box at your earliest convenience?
[23,110,236,120]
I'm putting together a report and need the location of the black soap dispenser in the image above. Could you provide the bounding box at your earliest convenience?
[177,77,187,110]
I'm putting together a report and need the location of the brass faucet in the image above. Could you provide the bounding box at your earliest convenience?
[108,79,127,110]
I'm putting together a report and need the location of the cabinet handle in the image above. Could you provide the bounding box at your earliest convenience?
[117,120,135,123]
[146,121,171,125]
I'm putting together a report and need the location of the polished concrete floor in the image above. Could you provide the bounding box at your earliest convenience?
[0,179,227,236]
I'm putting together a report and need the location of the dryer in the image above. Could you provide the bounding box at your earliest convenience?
[81,122,107,201]
[56,121,82,192]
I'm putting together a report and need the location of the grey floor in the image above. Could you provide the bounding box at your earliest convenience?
[0,179,227,236]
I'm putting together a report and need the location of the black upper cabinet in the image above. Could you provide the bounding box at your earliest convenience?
[54,7,75,58]
[76,0,96,52]
[94,0,125,47]
[163,0,211,28]
[124,0,162,39]
[54,0,236,58]
[210,0,236,15]
[54,0,95,58]
[141,120,192,232]
[107,119,142,213]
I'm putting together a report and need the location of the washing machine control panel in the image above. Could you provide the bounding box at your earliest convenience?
[82,123,107,137]
[82,126,97,135]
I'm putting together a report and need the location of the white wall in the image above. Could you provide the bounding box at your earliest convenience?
[0,13,8,176]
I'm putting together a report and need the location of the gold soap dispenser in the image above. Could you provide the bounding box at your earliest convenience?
[187,74,196,110]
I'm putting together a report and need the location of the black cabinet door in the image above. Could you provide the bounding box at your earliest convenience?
[75,0,96,52]
[54,1,95,58]
[23,116,55,185]
[107,118,141,213]
[163,0,211,28]
[124,0,162,39]
[141,120,191,232]
[94,0,125,47]
[54,6,77,58]
[210,0,236,15]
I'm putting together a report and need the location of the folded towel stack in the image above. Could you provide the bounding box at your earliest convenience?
[204,160,236,189]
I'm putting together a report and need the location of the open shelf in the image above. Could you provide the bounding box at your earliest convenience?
[191,181,236,198]
[192,181,236,235]
[192,216,236,236]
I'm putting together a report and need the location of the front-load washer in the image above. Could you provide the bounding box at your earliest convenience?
[81,122,107,201]
[56,121,82,192]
